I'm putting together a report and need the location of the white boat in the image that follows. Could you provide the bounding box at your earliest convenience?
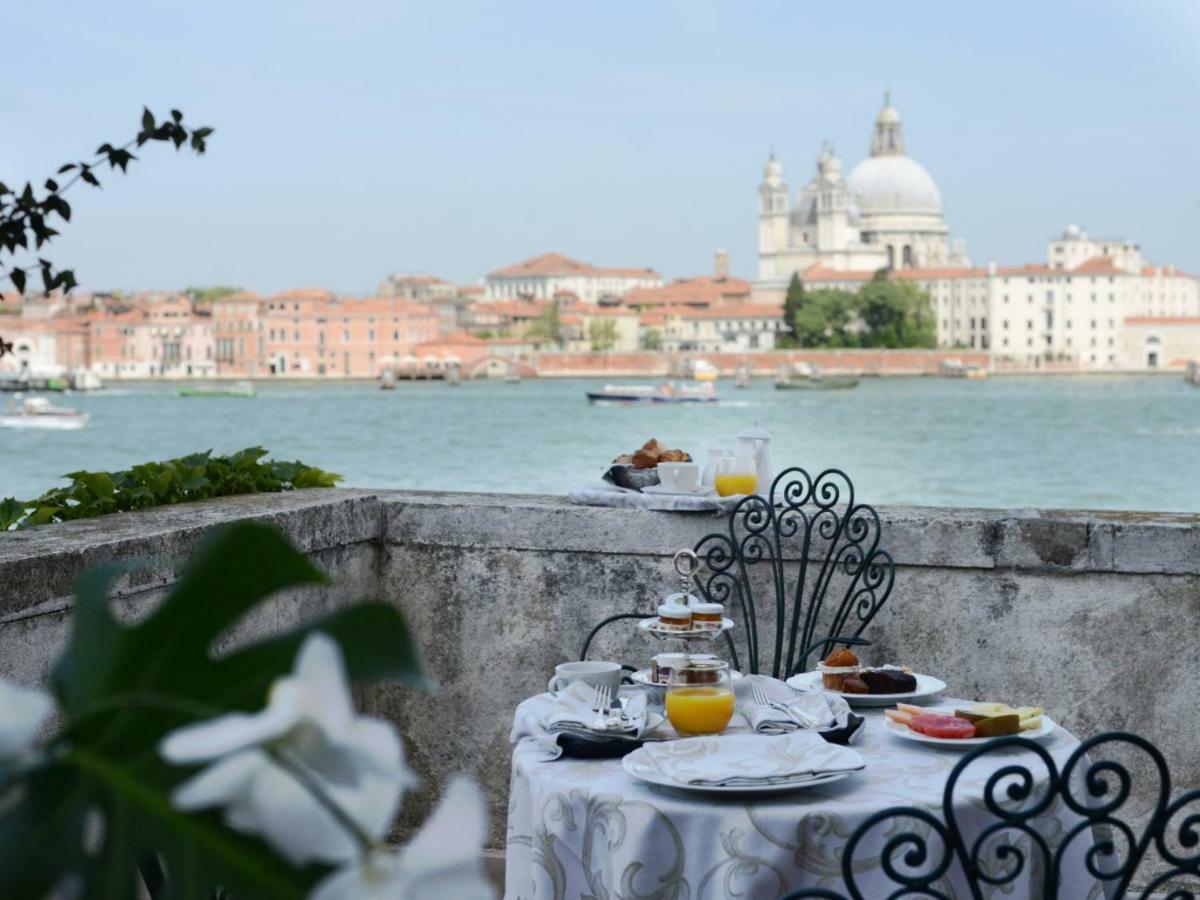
[0,396,89,430]
[586,382,717,404]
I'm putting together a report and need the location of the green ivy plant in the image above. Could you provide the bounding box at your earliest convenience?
[0,447,341,530]
[0,522,429,898]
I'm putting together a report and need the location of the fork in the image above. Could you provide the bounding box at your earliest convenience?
[752,678,817,729]
[590,684,612,731]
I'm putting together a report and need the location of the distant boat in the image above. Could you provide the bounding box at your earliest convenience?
[0,396,89,430]
[586,382,718,405]
[1186,362,1199,387]
[380,369,397,390]
[734,363,752,389]
[689,359,719,382]
[179,380,257,398]
[939,359,988,380]
[775,362,859,391]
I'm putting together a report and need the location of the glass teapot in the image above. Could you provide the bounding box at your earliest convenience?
[735,423,773,494]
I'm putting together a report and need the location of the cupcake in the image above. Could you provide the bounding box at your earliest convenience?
[817,648,860,690]
[656,601,692,631]
[689,601,724,630]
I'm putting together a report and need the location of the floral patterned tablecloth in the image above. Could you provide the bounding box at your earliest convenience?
[505,701,1104,900]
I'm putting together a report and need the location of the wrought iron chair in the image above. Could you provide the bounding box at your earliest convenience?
[782,731,1200,899]
[580,467,896,678]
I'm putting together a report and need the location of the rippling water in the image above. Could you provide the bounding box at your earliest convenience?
[2,375,1197,512]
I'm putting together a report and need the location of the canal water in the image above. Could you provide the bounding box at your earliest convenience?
[2,375,1197,512]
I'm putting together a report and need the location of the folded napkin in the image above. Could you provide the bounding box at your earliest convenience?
[735,675,863,746]
[639,730,864,788]
[510,682,651,760]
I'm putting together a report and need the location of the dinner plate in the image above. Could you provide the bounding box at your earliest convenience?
[638,617,734,640]
[881,709,1058,747]
[622,749,855,795]
[786,671,947,706]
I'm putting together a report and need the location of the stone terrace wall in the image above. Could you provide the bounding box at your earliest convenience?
[1,490,1198,859]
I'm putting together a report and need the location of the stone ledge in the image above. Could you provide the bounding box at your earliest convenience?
[0,490,383,619]
[381,493,1200,577]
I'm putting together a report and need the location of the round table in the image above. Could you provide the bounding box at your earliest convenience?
[505,703,1102,899]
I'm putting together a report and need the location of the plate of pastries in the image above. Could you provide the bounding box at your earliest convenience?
[786,648,947,707]
[606,438,692,491]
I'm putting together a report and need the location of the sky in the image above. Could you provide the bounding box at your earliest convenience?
[3,1,1198,294]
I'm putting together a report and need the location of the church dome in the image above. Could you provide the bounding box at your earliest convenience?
[848,155,942,214]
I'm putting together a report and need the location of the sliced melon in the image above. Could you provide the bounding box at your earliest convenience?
[884,708,915,726]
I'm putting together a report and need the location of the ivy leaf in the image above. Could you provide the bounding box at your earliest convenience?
[10,268,26,293]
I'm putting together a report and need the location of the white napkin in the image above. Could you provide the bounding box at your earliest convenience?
[736,675,850,735]
[639,730,864,787]
[510,683,650,760]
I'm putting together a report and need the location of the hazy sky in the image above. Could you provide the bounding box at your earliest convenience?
[4,1,1198,294]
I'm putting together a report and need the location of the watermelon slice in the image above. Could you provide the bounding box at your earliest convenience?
[909,713,976,739]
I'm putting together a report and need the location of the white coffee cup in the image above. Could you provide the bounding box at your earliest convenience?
[657,462,701,493]
[548,660,622,694]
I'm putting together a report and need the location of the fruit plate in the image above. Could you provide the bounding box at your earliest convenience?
[881,709,1058,748]
[787,671,947,706]
[637,617,734,641]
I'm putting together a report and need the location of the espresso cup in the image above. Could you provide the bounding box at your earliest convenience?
[658,462,701,493]
[548,660,622,695]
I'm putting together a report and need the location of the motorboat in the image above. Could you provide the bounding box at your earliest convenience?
[939,359,988,380]
[586,382,717,405]
[774,362,859,391]
[0,396,89,430]
[733,364,752,389]
[179,380,257,398]
[689,359,720,382]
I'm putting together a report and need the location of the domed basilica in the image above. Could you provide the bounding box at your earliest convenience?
[755,94,970,300]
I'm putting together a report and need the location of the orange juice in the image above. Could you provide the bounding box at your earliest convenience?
[665,686,735,735]
[715,474,757,497]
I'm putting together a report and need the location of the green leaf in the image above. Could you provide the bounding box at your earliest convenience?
[10,268,25,293]
[17,521,428,897]
[141,107,155,132]
[0,497,27,529]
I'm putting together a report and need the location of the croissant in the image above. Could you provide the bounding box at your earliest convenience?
[631,448,660,469]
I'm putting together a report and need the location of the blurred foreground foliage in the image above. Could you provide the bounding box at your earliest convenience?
[0,447,340,530]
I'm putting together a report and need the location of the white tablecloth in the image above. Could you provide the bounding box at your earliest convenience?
[505,700,1104,899]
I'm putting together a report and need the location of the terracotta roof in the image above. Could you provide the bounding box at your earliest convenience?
[488,252,659,280]
[800,265,876,282]
[1071,256,1124,276]
[483,300,552,319]
[414,331,485,348]
[625,275,752,307]
[991,264,1057,277]
[271,288,336,301]
[1141,265,1196,280]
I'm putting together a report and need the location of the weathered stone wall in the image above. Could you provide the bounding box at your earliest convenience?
[2,489,1198,862]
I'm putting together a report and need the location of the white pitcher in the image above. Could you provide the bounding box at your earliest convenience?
[736,424,773,495]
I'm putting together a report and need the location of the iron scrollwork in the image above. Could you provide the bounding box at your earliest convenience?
[691,467,896,678]
[782,732,1200,899]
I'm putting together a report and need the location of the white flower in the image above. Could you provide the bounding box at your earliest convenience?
[310,776,492,900]
[0,677,54,761]
[160,632,415,865]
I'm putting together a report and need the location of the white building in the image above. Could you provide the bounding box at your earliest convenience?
[485,252,661,304]
[639,304,786,353]
[802,227,1199,370]
[756,94,969,300]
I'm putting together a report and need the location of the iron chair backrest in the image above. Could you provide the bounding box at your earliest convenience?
[690,466,896,678]
[782,730,1200,899]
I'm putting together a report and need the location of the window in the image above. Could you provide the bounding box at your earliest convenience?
[368,329,375,341]
[393,330,399,340]
[1003,320,1009,329]
[343,330,350,342]
[269,329,276,341]
[980,317,987,330]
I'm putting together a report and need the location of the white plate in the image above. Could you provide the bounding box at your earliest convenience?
[786,671,947,706]
[622,749,856,795]
[641,484,717,497]
[638,617,734,641]
[881,709,1058,747]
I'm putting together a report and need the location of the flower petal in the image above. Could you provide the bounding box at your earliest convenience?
[160,683,303,763]
[293,632,355,735]
[0,678,53,759]
[394,776,491,896]
[171,749,266,812]
[242,757,360,865]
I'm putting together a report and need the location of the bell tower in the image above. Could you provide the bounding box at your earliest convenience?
[757,149,789,265]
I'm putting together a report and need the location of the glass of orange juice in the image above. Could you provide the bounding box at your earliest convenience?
[665,660,735,736]
[714,455,757,497]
